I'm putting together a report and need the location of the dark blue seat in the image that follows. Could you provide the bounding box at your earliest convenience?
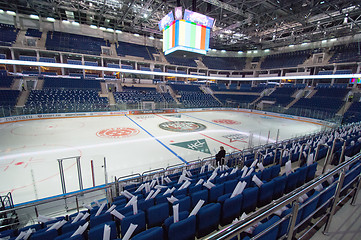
[30,229,58,240]
[189,184,202,195]
[162,211,189,239]
[208,183,224,203]
[261,167,273,182]
[285,171,300,193]
[224,180,238,194]
[146,203,169,228]
[296,166,308,187]
[242,187,259,213]
[273,175,287,200]
[173,196,191,213]
[62,219,86,234]
[120,211,146,238]
[220,194,243,226]
[306,163,318,182]
[168,215,196,240]
[132,227,163,240]
[298,191,320,230]
[138,198,155,212]
[190,190,208,208]
[196,203,221,238]
[271,165,281,179]
[88,221,117,240]
[252,216,280,240]
[89,212,112,228]
[258,180,275,207]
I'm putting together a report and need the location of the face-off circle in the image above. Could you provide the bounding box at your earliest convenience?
[96,128,140,138]
[159,121,206,132]
[212,119,241,125]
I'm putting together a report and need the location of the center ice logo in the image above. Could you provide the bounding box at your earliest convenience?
[159,121,207,132]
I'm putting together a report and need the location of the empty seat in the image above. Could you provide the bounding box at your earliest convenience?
[30,229,58,240]
[89,212,112,228]
[168,215,196,240]
[273,175,287,200]
[190,190,208,208]
[120,211,146,238]
[242,187,259,213]
[258,180,275,207]
[208,183,224,203]
[132,227,163,240]
[173,196,191,213]
[252,216,280,240]
[285,171,300,193]
[146,203,169,228]
[88,221,117,240]
[306,163,318,182]
[220,194,243,226]
[196,203,221,238]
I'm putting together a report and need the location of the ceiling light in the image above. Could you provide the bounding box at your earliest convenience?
[221,50,226,52]
[30,14,39,19]
[90,25,98,29]
[253,50,258,53]
[62,20,70,24]
[0,9,4,14]
[134,33,140,37]
[72,21,80,26]
[238,51,243,54]
[99,27,106,31]
[289,44,295,47]
[6,10,16,16]
[149,36,155,40]
[264,49,270,52]
[322,40,327,44]
[330,38,337,42]
[106,28,114,32]
[144,13,148,18]
[47,17,55,22]
[159,39,163,42]
[115,29,122,33]
[301,42,309,46]
[247,50,252,54]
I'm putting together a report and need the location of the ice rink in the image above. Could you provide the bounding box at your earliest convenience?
[0,110,324,204]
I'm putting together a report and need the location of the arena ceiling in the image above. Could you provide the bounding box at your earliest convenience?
[1,0,361,51]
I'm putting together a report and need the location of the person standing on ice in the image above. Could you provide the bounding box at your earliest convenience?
[216,146,226,166]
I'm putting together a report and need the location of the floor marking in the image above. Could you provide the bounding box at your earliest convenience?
[154,114,242,151]
[125,114,188,165]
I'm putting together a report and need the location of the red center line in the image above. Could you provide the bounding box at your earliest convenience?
[153,114,242,151]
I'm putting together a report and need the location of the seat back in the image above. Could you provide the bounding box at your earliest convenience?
[242,187,259,213]
[220,194,243,226]
[120,211,146,238]
[208,183,224,203]
[88,221,117,240]
[132,227,163,240]
[190,190,208,208]
[168,215,196,240]
[89,212,112,228]
[196,203,221,238]
[306,163,317,182]
[253,216,280,240]
[258,180,275,207]
[146,203,169,228]
[273,175,287,200]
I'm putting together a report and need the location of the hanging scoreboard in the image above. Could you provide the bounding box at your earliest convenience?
[159,9,214,56]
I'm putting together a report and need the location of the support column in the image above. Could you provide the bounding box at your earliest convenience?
[60,53,65,75]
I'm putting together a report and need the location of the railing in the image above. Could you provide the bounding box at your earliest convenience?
[206,152,361,240]
[0,100,343,125]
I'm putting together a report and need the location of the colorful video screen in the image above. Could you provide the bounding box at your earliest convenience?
[162,20,211,55]
[349,78,361,84]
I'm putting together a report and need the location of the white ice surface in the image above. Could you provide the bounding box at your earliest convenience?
[0,111,322,204]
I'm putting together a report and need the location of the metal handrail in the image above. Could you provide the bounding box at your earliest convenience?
[205,152,361,240]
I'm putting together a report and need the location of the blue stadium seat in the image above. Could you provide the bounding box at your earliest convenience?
[220,194,243,226]
[132,227,163,240]
[208,183,224,203]
[252,216,280,240]
[89,212,112,228]
[306,163,318,182]
[242,187,259,213]
[30,228,58,240]
[168,215,196,240]
[273,175,287,199]
[190,190,208,208]
[173,196,191,213]
[88,221,117,240]
[120,211,146,238]
[196,203,221,238]
[146,203,169,228]
[258,180,275,207]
